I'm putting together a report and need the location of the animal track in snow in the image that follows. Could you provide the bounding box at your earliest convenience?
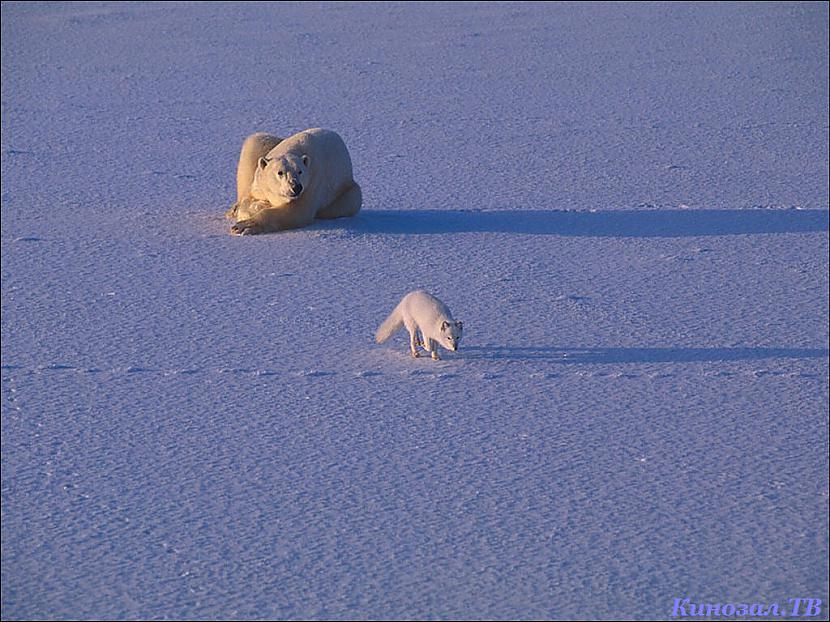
[0,363,823,382]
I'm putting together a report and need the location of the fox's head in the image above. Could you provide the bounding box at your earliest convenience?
[440,320,463,352]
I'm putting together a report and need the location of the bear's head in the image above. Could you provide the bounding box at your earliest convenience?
[252,153,310,203]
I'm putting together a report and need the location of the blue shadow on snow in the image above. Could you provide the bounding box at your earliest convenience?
[348,209,829,237]
[463,346,829,364]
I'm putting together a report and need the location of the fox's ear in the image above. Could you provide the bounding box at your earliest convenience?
[301,154,310,166]
[456,321,463,330]
[258,157,269,170]
[441,321,449,331]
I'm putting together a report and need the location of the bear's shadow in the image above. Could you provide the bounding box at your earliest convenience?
[323,208,828,238]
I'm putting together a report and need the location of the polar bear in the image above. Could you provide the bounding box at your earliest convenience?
[226,128,362,235]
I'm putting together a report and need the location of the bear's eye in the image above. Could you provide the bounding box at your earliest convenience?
[298,171,302,175]
[277,171,284,177]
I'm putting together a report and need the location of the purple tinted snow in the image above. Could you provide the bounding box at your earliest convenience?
[2,2,828,620]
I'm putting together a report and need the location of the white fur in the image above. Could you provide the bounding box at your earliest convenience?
[227,128,362,234]
[376,290,463,360]
[235,132,282,203]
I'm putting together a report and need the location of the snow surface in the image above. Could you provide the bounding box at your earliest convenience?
[2,2,828,619]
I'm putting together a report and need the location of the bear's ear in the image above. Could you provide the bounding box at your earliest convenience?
[301,154,310,167]
[258,157,269,170]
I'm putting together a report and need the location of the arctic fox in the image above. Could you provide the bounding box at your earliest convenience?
[376,290,463,360]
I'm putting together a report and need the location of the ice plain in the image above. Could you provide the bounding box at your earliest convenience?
[1,2,828,619]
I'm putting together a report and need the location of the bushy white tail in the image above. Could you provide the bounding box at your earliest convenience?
[375,303,404,343]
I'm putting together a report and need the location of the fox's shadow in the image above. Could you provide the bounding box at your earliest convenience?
[337,208,828,237]
[463,346,829,364]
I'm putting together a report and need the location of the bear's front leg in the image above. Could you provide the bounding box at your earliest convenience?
[230,198,271,230]
[231,219,264,235]
[230,205,314,235]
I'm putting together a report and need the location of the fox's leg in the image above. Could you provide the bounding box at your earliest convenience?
[428,339,441,360]
[408,328,420,357]
[415,330,425,348]
[402,319,420,357]
[315,183,362,219]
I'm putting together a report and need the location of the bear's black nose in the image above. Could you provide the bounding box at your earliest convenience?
[291,183,303,194]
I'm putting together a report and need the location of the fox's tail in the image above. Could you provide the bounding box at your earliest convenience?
[375,302,404,343]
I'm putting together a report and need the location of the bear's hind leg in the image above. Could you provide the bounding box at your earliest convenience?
[316,183,362,219]
[236,132,282,203]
